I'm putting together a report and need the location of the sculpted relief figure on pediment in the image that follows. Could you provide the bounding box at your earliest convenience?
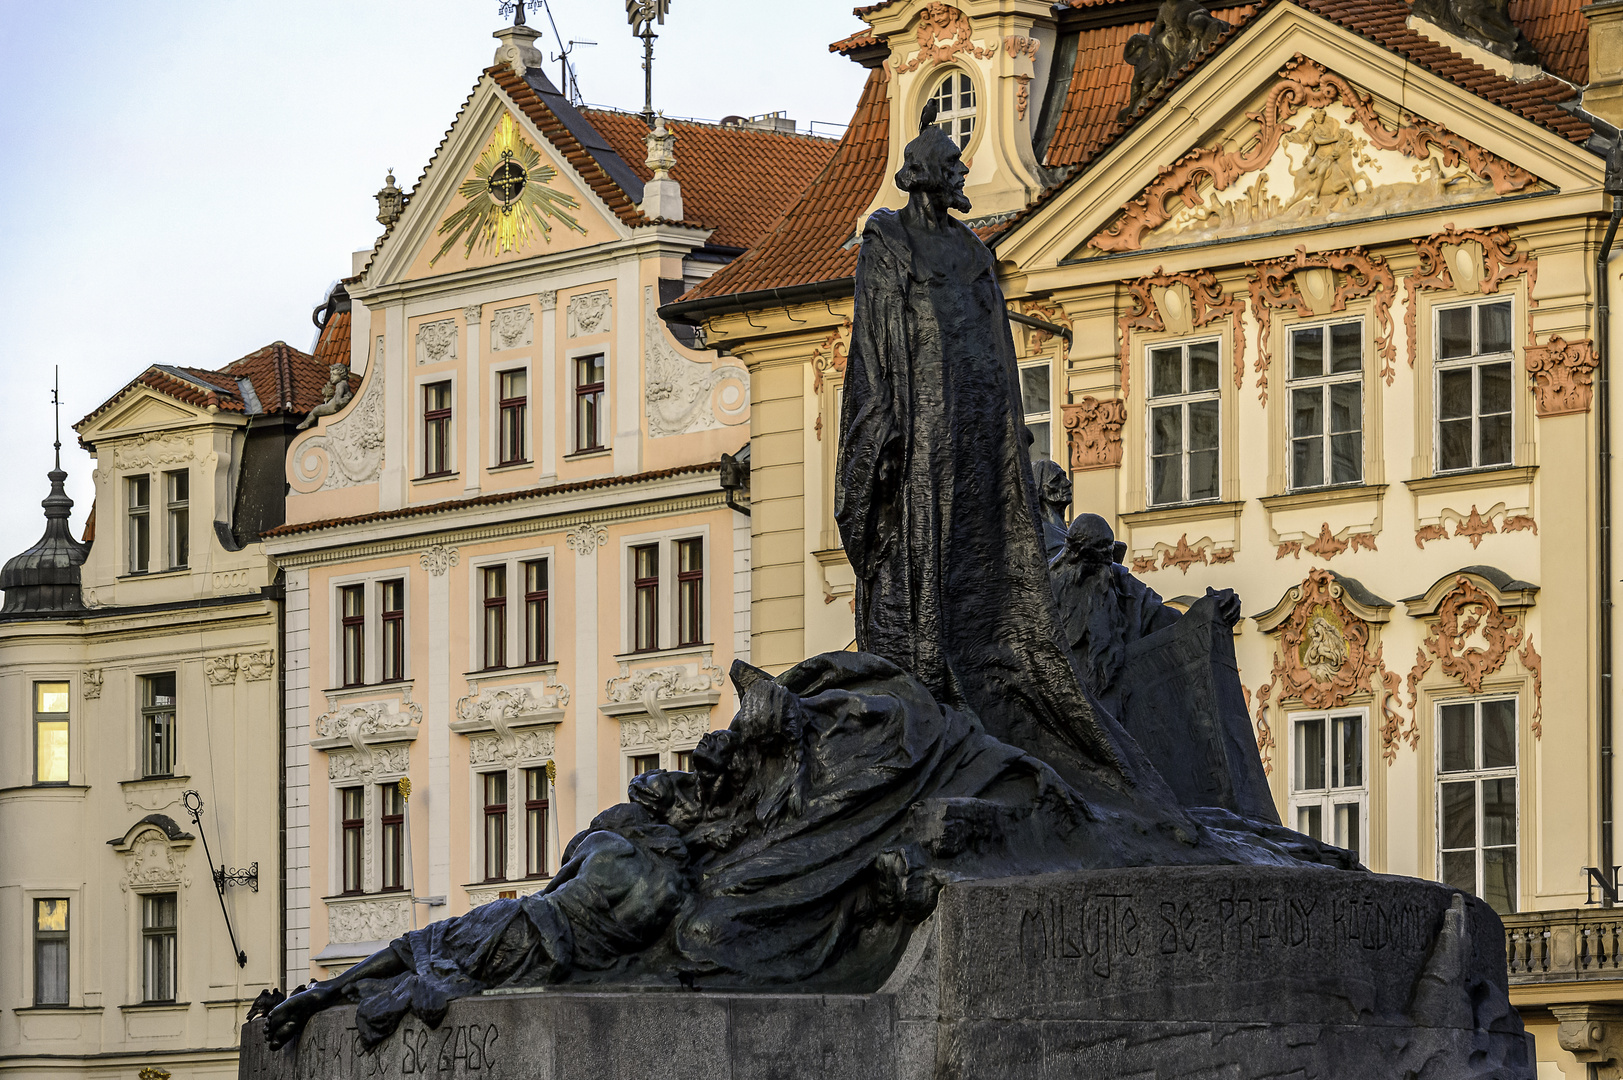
[1084,59,1540,256]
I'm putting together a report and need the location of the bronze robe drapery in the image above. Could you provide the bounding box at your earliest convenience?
[835,210,1122,779]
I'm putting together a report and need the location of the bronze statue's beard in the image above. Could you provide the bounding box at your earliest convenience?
[946,187,972,212]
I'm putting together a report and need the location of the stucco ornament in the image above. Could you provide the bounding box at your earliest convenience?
[1525,336,1597,417]
[293,338,386,491]
[296,364,355,431]
[241,651,275,681]
[315,699,424,746]
[125,832,187,890]
[1248,246,1395,403]
[113,432,195,471]
[1061,397,1126,471]
[810,319,852,393]
[327,896,412,945]
[415,320,458,365]
[1422,576,1522,694]
[1255,568,1407,762]
[82,669,103,699]
[328,746,410,782]
[1087,58,1537,257]
[1115,269,1245,395]
[205,654,240,685]
[891,3,995,73]
[491,305,534,350]
[619,710,710,752]
[643,287,750,436]
[565,522,608,555]
[469,728,555,766]
[567,291,612,337]
[605,660,724,716]
[1404,226,1537,367]
[419,546,460,576]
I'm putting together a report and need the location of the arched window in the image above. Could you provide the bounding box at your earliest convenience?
[928,70,976,149]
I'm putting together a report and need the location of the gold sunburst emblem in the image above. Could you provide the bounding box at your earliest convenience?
[431,113,586,266]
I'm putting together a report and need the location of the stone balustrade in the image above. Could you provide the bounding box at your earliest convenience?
[1502,907,1623,983]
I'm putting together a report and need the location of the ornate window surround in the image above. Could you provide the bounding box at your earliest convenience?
[1265,306,1387,497]
[1135,331,1231,511]
[921,65,981,155]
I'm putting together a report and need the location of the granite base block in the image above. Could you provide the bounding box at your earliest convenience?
[242,866,1532,1080]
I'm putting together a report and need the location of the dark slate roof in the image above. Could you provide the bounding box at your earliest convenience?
[1,450,88,614]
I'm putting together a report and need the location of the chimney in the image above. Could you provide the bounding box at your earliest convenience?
[640,113,683,221]
[1586,0,1623,128]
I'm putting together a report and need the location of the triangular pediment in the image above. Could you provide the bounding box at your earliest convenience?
[84,391,204,442]
[997,5,1602,275]
[369,80,631,287]
[1073,58,1549,260]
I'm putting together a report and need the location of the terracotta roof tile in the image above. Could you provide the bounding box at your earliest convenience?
[263,461,723,538]
[831,28,883,54]
[1512,0,1588,83]
[681,65,891,300]
[76,341,334,434]
[584,111,838,250]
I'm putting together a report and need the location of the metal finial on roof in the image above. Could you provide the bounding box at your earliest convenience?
[51,366,60,472]
[626,0,670,125]
[499,1,539,25]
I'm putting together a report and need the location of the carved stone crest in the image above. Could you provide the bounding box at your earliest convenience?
[416,319,458,365]
[491,305,534,350]
[568,291,612,337]
[419,546,460,576]
[1254,569,1406,763]
[565,523,608,556]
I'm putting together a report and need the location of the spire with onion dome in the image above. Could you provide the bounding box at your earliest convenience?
[1,370,88,614]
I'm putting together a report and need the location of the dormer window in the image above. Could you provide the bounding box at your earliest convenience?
[929,71,976,150]
[127,476,151,574]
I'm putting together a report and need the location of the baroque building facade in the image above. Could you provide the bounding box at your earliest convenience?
[265,19,835,984]
[0,345,331,1080]
[664,0,1623,1071]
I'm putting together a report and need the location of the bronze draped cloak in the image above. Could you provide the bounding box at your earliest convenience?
[834,209,1123,780]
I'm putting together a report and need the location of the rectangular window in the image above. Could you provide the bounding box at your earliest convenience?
[423,381,453,477]
[141,893,177,1003]
[1436,300,1514,473]
[575,355,605,452]
[165,470,189,569]
[498,369,528,466]
[482,772,508,882]
[482,566,508,671]
[381,579,405,683]
[127,475,150,574]
[1148,339,1221,506]
[631,753,660,778]
[632,544,659,652]
[1289,321,1363,490]
[1289,711,1367,863]
[523,559,549,665]
[524,767,548,878]
[677,538,704,647]
[34,681,68,785]
[1438,697,1518,914]
[380,782,404,892]
[1020,362,1052,462]
[34,898,68,1006]
[340,585,365,687]
[341,786,365,894]
[674,749,694,773]
[141,673,177,779]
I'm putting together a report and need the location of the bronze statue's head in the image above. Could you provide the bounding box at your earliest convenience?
[895,124,971,213]
[1065,513,1118,570]
[1033,458,1073,516]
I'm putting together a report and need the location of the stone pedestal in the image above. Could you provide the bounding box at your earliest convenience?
[242,866,1533,1080]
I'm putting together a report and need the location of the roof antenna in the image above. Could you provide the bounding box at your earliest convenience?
[919,99,939,133]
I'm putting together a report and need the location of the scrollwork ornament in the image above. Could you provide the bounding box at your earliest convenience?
[420,546,460,576]
[82,669,103,700]
[565,523,608,556]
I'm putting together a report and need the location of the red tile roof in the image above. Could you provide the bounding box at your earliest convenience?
[681,65,892,301]
[1512,0,1588,83]
[262,461,723,538]
[831,28,883,54]
[76,341,336,434]
[584,110,839,250]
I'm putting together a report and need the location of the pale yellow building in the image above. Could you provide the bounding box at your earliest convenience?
[0,343,334,1080]
[266,18,836,982]
[665,0,1623,1071]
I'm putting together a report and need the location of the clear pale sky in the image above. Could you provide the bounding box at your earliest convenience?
[0,0,867,563]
